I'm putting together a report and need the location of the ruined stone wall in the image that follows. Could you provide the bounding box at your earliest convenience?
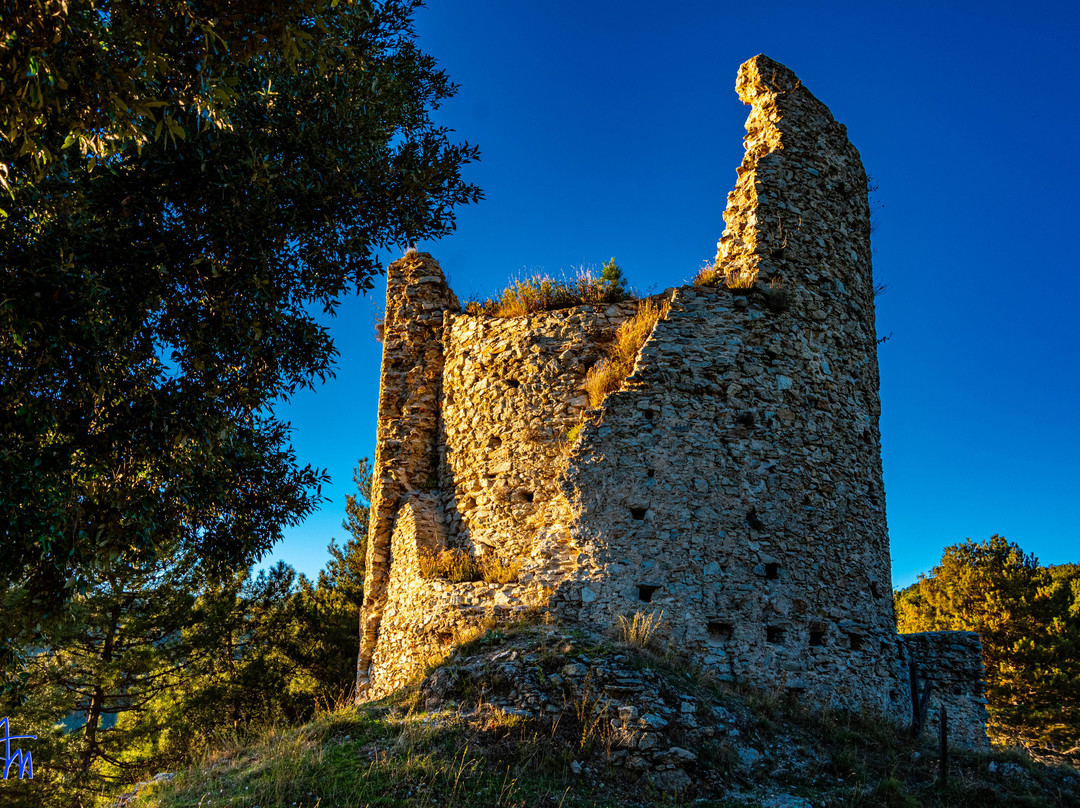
[552,282,895,711]
[356,53,989,748]
[438,303,637,565]
[547,54,893,711]
[360,278,643,697]
[365,492,550,699]
[898,632,991,749]
[357,256,456,695]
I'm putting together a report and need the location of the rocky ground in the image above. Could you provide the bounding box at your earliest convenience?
[129,622,1080,807]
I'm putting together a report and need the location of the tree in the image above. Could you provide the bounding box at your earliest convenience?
[341,457,373,596]
[1,551,204,807]
[0,1,482,661]
[599,257,627,297]
[896,536,1080,747]
[1,0,396,185]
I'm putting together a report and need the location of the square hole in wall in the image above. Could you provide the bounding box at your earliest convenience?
[520,490,534,503]
[506,379,520,388]
[765,563,780,580]
[637,585,659,603]
[647,469,655,479]
[849,634,863,651]
[766,626,784,644]
[644,409,657,420]
[707,621,733,642]
[630,507,648,521]
[809,623,826,647]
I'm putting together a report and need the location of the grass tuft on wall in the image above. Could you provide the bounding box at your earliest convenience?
[584,297,669,408]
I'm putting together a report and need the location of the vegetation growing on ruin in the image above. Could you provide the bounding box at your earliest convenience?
[616,609,665,648]
[896,536,1080,750]
[418,548,523,585]
[463,258,631,317]
[584,297,670,407]
[693,259,759,289]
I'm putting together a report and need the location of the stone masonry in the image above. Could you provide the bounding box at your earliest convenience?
[356,55,989,747]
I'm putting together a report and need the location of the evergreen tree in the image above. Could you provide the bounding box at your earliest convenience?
[1,553,203,806]
[896,536,1080,747]
[599,257,627,298]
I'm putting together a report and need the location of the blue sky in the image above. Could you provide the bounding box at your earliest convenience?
[265,0,1080,589]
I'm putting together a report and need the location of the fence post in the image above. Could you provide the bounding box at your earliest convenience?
[939,704,949,786]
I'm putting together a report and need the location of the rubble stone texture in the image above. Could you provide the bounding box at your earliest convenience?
[356,54,990,747]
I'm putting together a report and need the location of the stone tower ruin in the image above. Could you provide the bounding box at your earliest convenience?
[357,55,989,746]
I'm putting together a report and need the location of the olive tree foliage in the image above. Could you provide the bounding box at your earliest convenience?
[0,0,481,661]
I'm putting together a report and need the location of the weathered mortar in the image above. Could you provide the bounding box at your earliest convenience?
[356,54,989,747]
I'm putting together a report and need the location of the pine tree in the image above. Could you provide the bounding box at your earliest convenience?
[599,257,627,298]
[896,536,1080,747]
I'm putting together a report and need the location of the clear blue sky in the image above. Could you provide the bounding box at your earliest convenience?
[264,0,1080,589]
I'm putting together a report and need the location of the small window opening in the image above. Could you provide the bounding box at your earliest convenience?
[646,469,655,479]
[766,626,784,644]
[507,378,520,388]
[849,634,863,651]
[644,409,657,420]
[764,563,780,580]
[809,624,826,647]
[707,621,732,642]
[870,581,881,599]
[488,436,502,449]
[630,507,647,521]
[521,491,534,503]
[736,411,755,428]
[888,689,899,702]
[637,585,659,603]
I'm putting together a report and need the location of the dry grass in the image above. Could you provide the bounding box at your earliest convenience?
[583,298,669,408]
[419,548,523,584]
[693,259,759,289]
[463,268,630,318]
[616,610,664,648]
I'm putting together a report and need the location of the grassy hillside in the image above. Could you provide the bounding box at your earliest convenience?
[126,624,1080,808]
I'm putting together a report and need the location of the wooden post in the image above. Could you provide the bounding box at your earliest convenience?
[909,661,920,735]
[909,662,932,737]
[939,704,949,785]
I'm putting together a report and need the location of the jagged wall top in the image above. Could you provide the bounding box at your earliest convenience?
[720,55,875,318]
